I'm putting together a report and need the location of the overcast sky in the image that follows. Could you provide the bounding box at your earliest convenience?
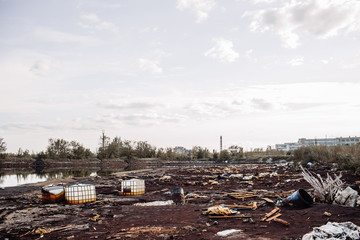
[1,0,360,153]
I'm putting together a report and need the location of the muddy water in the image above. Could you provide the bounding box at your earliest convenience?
[0,169,125,188]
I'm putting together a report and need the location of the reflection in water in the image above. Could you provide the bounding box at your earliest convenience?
[0,168,125,188]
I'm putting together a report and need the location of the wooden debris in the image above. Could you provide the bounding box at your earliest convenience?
[273,218,290,226]
[265,213,282,222]
[261,207,280,221]
[262,198,274,203]
[226,193,257,200]
[209,215,252,219]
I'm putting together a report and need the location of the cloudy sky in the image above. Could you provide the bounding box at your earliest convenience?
[1,0,360,153]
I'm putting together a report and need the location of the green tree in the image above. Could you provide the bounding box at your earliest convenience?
[135,141,156,158]
[191,146,210,160]
[228,145,244,160]
[47,138,70,159]
[69,141,94,159]
[219,150,231,162]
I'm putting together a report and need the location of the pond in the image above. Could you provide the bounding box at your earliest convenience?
[0,169,126,189]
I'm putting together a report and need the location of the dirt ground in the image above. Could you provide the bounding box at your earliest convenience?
[0,163,360,240]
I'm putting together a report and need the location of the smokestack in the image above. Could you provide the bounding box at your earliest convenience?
[220,136,222,153]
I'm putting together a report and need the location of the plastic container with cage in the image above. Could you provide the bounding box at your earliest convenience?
[64,183,96,204]
[121,179,145,195]
[42,185,65,203]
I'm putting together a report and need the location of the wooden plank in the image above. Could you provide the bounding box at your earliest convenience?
[209,215,252,219]
[266,213,282,222]
[273,218,290,226]
[262,207,280,221]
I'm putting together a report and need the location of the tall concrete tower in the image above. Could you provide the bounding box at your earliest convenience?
[220,136,222,153]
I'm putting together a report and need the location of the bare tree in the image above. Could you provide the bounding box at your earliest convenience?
[0,138,7,153]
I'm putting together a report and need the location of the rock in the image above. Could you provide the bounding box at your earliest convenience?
[302,222,360,240]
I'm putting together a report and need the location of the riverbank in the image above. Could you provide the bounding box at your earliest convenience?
[0,163,359,239]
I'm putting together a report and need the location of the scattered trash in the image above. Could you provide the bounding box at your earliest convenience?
[202,205,233,215]
[89,214,100,222]
[216,229,242,237]
[283,189,313,208]
[159,175,172,182]
[323,211,332,216]
[133,200,174,206]
[302,222,360,240]
[42,185,65,203]
[261,207,290,226]
[65,184,96,204]
[171,187,185,205]
[121,179,145,195]
[334,186,360,207]
[301,165,344,203]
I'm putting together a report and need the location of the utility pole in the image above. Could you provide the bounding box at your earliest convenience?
[100,130,109,148]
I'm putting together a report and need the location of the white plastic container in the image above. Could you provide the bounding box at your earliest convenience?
[64,183,96,204]
[121,179,145,195]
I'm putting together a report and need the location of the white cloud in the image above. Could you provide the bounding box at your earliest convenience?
[80,13,119,33]
[138,58,163,74]
[288,56,304,66]
[177,0,216,23]
[245,0,360,48]
[204,38,239,62]
[31,27,98,44]
[30,59,59,75]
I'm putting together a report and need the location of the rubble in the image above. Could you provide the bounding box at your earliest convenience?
[0,163,359,239]
[302,222,360,240]
[334,186,360,207]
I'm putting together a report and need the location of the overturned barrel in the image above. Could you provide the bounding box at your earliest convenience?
[171,187,185,205]
[285,189,313,208]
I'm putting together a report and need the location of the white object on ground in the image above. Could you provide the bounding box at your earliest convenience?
[133,200,174,206]
[334,186,360,207]
[217,229,242,237]
[302,222,360,240]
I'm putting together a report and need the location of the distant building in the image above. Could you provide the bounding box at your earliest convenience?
[276,136,360,151]
[173,146,190,155]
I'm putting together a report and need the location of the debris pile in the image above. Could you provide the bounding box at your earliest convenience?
[302,222,360,240]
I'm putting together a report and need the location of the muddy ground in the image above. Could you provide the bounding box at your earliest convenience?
[0,163,359,240]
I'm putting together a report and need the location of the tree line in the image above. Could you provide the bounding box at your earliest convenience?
[0,135,245,162]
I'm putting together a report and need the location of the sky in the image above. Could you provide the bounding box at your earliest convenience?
[1,0,360,153]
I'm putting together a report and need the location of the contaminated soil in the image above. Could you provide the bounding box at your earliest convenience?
[0,163,360,239]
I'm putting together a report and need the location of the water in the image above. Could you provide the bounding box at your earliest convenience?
[0,169,123,188]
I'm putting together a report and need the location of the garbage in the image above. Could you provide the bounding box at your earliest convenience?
[229,174,243,179]
[121,179,145,195]
[302,222,360,240]
[301,165,344,203]
[202,205,233,215]
[261,207,280,221]
[159,175,172,182]
[64,183,96,204]
[242,175,253,181]
[171,187,185,205]
[216,229,242,237]
[42,185,65,203]
[323,211,332,216]
[283,189,313,208]
[261,207,290,226]
[133,200,174,206]
[334,186,360,207]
